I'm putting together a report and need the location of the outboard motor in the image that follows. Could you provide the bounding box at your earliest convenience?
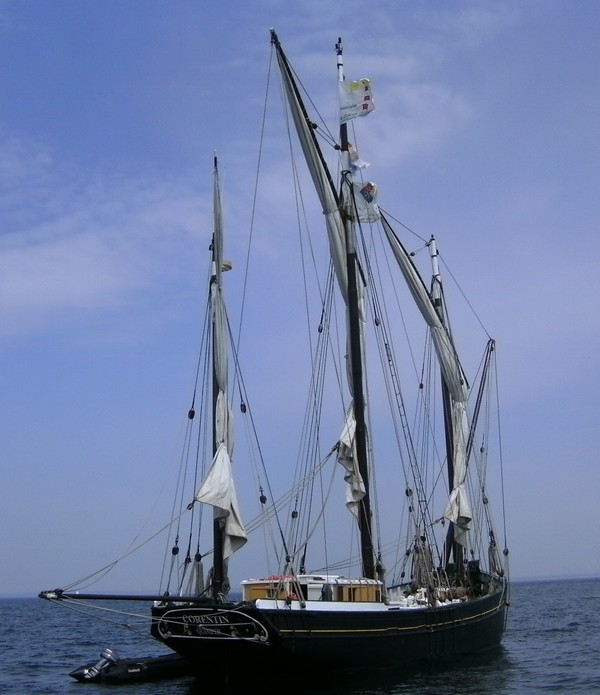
[82,648,119,680]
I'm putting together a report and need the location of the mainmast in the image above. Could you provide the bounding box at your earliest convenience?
[336,38,375,580]
[270,30,376,580]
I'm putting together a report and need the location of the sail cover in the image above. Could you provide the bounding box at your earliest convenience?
[380,216,472,545]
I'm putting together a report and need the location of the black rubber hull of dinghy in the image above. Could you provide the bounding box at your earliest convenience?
[69,652,193,683]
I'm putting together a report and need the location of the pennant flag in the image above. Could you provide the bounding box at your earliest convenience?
[339,78,374,124]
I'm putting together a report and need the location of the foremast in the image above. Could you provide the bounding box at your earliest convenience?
[210,154,226,598]
[194,154,247,601]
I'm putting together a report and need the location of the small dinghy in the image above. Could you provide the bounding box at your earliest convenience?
[69,648,193,683]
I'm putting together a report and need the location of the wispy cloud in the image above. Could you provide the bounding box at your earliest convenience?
[0,131,208,342]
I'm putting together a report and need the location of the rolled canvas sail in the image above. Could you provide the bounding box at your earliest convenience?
[195,161,247,558]
[381,215,472,543]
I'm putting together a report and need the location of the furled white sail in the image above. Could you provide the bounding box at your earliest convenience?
[380,216,472,544]
[277,38,471,545]
[196,442,247,558]
[337,407,367,516]
[275,48,367,512]
[195,161,247,558]
[275,48,348,303]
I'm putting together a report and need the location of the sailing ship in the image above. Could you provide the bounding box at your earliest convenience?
[41,30,509,689]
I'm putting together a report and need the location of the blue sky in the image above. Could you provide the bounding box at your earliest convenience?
[1,0,600,597]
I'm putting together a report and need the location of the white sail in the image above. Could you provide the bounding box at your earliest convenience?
[196,442,247,558]
[337,407,367,517]
[275,47,367,512]
[275,48,348,302]
[380,216,472,544]
[195,160,247,558]
[278,36,471,544]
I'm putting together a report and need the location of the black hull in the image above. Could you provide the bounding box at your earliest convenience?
[151,586,508,687]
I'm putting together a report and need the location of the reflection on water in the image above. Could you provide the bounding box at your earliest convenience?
[310,650,514,695]
[178,648,515,695]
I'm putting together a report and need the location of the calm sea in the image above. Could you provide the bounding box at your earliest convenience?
[0,578,599,694]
